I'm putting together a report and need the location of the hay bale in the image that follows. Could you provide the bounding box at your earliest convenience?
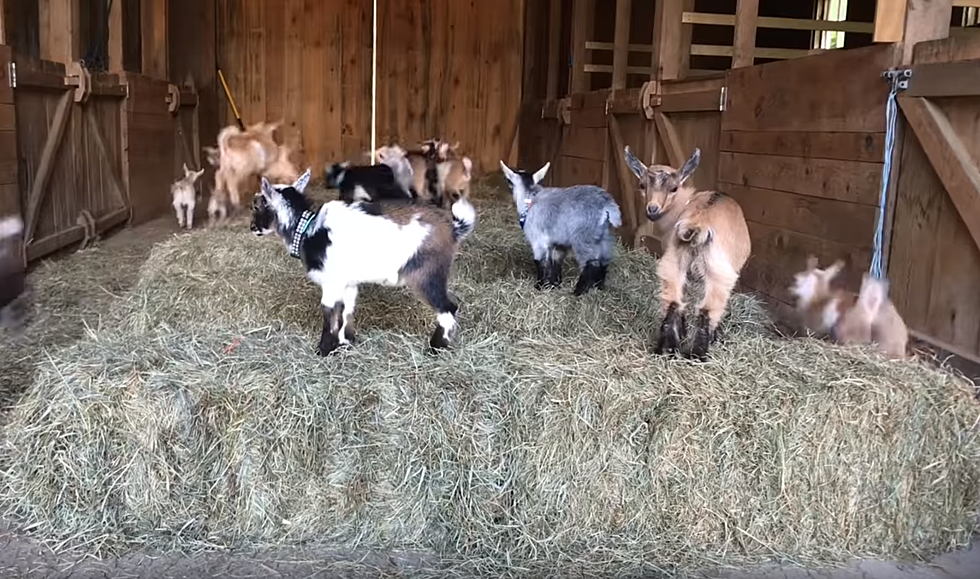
[1,187,978,576]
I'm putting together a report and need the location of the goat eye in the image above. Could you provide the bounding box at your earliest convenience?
[639,183,646,190]
[669,186,678,193]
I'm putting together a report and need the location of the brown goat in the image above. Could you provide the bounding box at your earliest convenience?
[213,120,299,210]
[788,257,908,359]
[404,138,462,208]
[624,146,751,361]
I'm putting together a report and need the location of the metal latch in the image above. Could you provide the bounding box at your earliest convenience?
[8,62,15,89]
[881,68,912,91]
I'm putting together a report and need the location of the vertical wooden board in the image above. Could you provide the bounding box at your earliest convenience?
[887,136,943,333]
[321,1,344,163]
[924,197,980,354]
[666,111,721,192]
[300,0,325,169]
[283,0,304,149]
[264,0,285,124]
[245,0,266,123]
[341,0,371,158]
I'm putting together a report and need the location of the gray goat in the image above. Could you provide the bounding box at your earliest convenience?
[500,160,623,295]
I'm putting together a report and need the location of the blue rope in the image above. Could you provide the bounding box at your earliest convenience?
[871,78,901,280]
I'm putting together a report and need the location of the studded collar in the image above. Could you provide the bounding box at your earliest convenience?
[288,210,317,259]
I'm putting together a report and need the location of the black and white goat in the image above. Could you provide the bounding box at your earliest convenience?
[324,159,416,204]
[250,168,477,355]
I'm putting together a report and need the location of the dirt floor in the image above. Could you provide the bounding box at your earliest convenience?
[0,215,978,579]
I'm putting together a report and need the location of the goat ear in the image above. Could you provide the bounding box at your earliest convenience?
[805,255,819,271]
[260,176,276,196]
[858,274,889,317]
[678,148,701,184]
[624,146,647,180]
[462,157,473,179]
[532,162,550,185]
[499,160,519,184]
[293,167,312,192]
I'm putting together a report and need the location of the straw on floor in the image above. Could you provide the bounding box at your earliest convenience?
[0,183,978,577]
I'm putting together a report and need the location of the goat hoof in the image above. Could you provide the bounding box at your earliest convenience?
[429,327,453,351]
[317,335,342,357]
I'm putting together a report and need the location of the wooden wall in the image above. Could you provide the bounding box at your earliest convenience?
[215,0,524,174]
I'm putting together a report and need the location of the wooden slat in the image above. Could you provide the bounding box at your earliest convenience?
[874,0,907,43]
[27,207,129,262]
[907,60,980,97]
[898,95,980,253]
[653,112,685,168]
[14,68,69,91]
[720,131,886,163]
[719,151,882,206]
[659,89,723,112]
[692,44,826,60]
[652,0,687,81]
[612,0,631,90]
[109,0,124,72]
[608,114,640,234]
[723,183,877,247]
[142,0,169,80]
[24,90,73,243]
[901,0,953,63]
[732,0,759,69]
[570,0,594,93]
[38,0,79,64]
[561,126,606,161]
[682,11,875,33]
[546,0,561,100]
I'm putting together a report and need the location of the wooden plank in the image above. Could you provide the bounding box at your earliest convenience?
[84,107,129,210]
[141,0,169,80]
[722,184,877,247]
[14,68,69,91]
[901,0,953,63]
[23,90,73,243]
[555,155,604,186]
[652,0,686,81]
[608,114,640,234]
[570,0,594,93]
[26,207,129,262]
[720,131,886,163]
[653,112,685,168]
[731,0,759,69]
[719,152,882,206]
[109,0,124,72]
[898,96,980,253]
[874,0,907,43]
[612,0,631,90]
[924,197,980,353]
[693,44,825,60]
[561,126,606,161]
[659,90,722,113]
[723,44,901,133]
[907,60,980,97]
[546,0,561,100]
[570,105,607,129]
[913,33,980,64]
[38,0,79,64]
[682,11,876,33]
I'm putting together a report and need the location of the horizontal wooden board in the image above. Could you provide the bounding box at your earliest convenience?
[718,151,883,207]
[554,155,604,187]
[722,184,877,248]
[720,131,886,163]
[912,33,980,65]
[723,43,901,133]
[571,105,608,129]
[740,220,872,304]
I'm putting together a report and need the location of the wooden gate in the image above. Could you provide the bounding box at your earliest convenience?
[12,57,130,261]
[169,79,201,174]
[888,35,980,362]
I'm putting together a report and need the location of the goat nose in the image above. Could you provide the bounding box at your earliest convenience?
[646,206,662,221]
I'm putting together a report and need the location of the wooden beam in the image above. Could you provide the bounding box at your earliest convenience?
[907,60,980,97]
[607,115,639,235]
[546,0,561,100]
[902,0,953,63]
[39,0,80,64]
[732,0,760,68]
[653,112,685,169]
[898,96,980,253]
[142,0,168,80]
[612,0,631,89]
[684,12,875,33]
[570,0,594,93]
[652,0,686,81]
[108,0,124,73]
[874,0,907,42]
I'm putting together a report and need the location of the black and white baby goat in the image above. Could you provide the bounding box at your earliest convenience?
[251,168,477,355]
[324,160,416,204]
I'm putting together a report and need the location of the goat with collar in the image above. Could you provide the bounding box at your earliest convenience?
[251,168,478,356]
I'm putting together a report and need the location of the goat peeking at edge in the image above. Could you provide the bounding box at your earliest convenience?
[250,168,477,356]
[624,146,751,361]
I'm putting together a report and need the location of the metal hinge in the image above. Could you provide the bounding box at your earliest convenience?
[719,86,728,111]
[881,68,912,91]
[8,62,15,89]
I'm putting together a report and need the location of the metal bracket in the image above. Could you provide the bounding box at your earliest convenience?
[718,86,728,111]
[8,62,15,89]
[881,68,913,91]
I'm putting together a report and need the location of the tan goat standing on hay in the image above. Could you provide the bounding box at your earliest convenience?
[788,257,908,359]
[213,121,301,212]
[624,146,751,361]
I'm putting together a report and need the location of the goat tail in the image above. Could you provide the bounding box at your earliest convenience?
[604,201,623,229]
[451,197,477,243]
[0,215,23,241]
[217,125,240,157]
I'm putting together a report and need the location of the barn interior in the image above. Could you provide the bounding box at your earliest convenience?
[0,1,978,577]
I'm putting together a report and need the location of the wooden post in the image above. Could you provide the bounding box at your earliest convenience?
[0,0,6,46]
[546,0,561,100]
[612,0,631,90]
[651,0,686,81]
[873,0,908,43]
[39,0,80,64]
[731,0,759,68]
[108,0,124,72]
[570,0,594,94]
[522,0,538,102]
[142,0,168,80]
[901,0,952,63]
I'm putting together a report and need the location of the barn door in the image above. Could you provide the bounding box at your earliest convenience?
[12,57,130,262]
[887,51,980,361]
[169,79,201,174]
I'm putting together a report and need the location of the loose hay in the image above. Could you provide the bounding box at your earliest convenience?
[1,185,978,577]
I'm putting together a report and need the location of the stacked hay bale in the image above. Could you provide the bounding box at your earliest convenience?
[1,184,978,576]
